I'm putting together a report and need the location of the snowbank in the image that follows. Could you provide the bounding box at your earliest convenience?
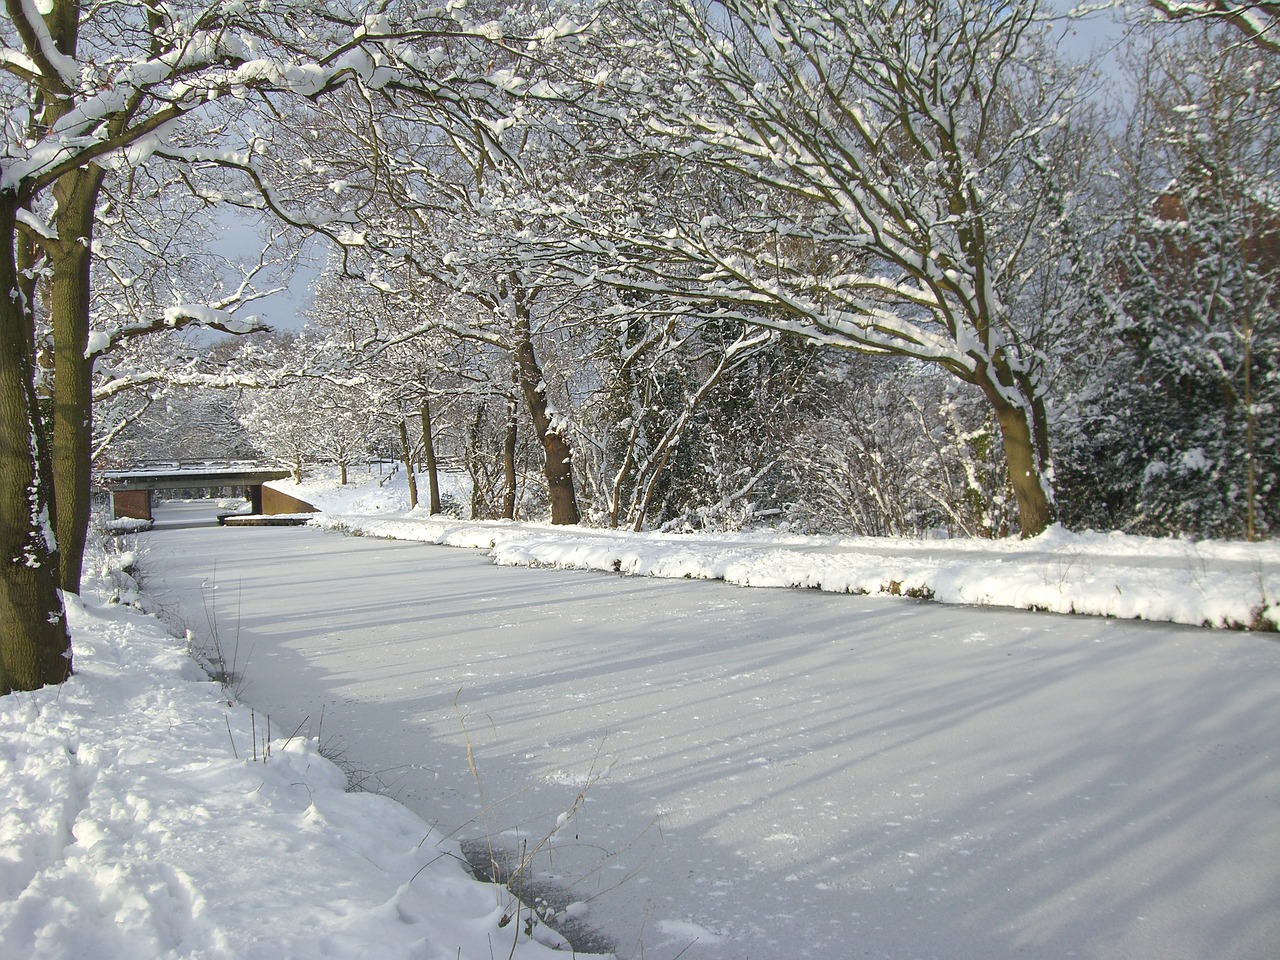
[305,507,1280,631]
[266,468,1280,630]
[0,594,585,960]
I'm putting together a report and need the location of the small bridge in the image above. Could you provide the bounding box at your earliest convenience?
[99,462,318,521]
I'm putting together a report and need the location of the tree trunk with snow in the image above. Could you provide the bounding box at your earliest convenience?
[974,373,1053,540]
[0,197,73,694]
[509,293,580,525]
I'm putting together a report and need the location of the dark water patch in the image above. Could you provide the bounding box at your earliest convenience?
[460,837,618,956]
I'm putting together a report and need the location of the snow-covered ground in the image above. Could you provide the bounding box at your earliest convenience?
[3,469,1278,960]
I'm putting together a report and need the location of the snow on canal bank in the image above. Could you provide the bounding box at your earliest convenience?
[4,478,1279,960]
[263,471,1280,632]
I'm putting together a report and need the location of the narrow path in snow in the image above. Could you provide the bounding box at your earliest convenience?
[139,508,1280,960]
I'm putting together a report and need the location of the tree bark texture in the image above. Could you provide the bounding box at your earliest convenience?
[510,298,580,525]
[49,165,105,594]
[974,363,1054,539]
[0,196,72,694]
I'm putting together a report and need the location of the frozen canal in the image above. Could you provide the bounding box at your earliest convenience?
[139,503,1280,960]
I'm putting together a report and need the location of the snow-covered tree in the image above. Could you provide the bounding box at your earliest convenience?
[264,75,599,523]
[92,333,263,467]
[1064,30,1280,538]
[1146,2,1280,53]
[548,0,1095,537]
[0,0,549,691]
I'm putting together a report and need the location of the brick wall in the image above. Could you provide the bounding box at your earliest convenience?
[112,489,152,520]
[260,486,319,515]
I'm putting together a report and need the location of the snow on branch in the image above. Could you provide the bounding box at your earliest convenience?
[162,304,265,333]
[10,0,80,91]
[86,307,268,361]
[2,2,534,197]
[1147,2,1280,54]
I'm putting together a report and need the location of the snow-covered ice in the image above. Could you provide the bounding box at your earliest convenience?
[3,473,1278,960]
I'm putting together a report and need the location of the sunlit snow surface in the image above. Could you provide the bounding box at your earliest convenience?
[3,475,1278,960]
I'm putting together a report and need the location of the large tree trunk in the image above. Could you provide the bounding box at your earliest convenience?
[510,298,580,525]
[49,166,106,595]
[974,364,1055,538]
[0,196,72,694]
[419,394,441,515]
